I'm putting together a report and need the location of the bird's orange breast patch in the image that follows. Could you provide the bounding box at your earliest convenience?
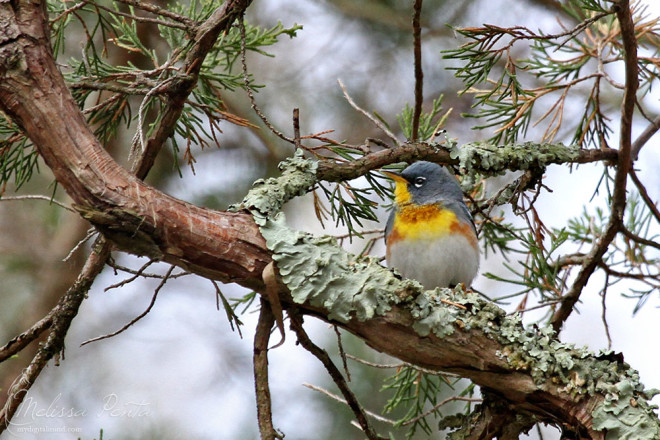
[389,204,456,241]
[388,204,478,248]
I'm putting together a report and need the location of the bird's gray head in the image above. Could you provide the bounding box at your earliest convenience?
[391,161,464,206]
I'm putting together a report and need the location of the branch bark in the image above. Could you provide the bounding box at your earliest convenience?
[254,299,281,440]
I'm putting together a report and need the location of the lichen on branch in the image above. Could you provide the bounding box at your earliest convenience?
[239,149,660,438]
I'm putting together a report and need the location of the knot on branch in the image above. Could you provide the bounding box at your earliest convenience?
[75,204,163,259]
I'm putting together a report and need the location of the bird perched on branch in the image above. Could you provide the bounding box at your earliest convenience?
[384,161,479,289]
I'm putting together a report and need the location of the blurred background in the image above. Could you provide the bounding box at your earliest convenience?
[1,0,659,438]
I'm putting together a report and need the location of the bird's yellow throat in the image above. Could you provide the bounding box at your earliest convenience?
[393,180,412,205]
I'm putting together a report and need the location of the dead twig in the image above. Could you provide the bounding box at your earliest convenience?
[337,79,402,147]
[80,265,175,346]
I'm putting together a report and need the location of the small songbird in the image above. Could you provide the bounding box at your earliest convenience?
[384,161,479,289]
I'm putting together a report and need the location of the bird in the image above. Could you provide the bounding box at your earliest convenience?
[383,161,479,289]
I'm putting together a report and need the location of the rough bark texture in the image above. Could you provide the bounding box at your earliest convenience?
[1,1,658,438]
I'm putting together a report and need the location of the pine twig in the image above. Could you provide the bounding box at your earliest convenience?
[80,265,175,346]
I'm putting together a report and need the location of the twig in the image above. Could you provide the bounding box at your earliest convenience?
[288,310,386,440]
[619,226,660,251]
[104,259,156,291]
[112,0,196,28]
[337,79,402,147]
[550,0,637,333]
[600,274,612,350]
[80,265,175,346]
[508,300,561,315]
[629,168,660,224]
[411,0,424,142]
[0,195,74,212]
[106,260,191,279]
[0,239,111,431]
[334,326,350,382]
[262,262,285,348]
[402,396,482,427]
[302,383,396,425]
[63,228,97,262]
[239,19,294,145]
[254,298,283,440]
[0,313,54,363]
[293,108,301,150]
[345,354,459,377]
[78,0,190,31]
[631,113,660,160]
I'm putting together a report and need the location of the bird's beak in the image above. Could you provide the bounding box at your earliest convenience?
[382,170,407,184]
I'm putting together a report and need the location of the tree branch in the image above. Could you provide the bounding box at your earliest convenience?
[411,0,423,142]
[629,167,660,224]
[254,299,282,440]
[631,113,660,160]
[132,0,254,178]
[289,309,385,440]
[549,0,638,333]
[0,240,110,430]
[315,141,618,183]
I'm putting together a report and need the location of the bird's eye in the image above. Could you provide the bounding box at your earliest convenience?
[413,177,426,188]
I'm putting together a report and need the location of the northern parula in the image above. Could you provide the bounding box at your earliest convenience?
[384,161,480,289]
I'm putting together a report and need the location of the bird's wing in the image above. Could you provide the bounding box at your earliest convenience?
[445,199,477,236]
[384,209,395,244]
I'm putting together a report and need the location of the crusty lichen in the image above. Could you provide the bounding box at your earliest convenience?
[592,379,660,439]
[241,149,660,439]
[444,140,580,187]
[234,149,318,222]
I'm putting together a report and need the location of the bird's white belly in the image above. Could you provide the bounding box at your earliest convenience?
[387,233,479,289]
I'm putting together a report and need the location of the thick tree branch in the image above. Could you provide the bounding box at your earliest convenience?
[315,141,618,183]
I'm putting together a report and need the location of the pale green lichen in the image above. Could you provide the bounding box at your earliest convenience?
[241,148,660,439]
[444,140,580,185]
[233,149,318,222]
[259,213,408,321]
[592,380,660,439]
